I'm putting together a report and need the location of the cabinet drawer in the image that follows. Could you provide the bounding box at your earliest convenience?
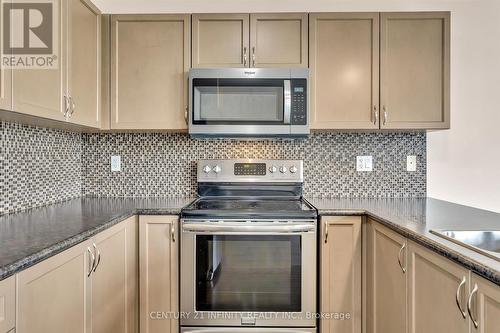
[0,276,15,333]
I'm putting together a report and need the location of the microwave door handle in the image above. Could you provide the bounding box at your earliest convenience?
[284,80,291,124]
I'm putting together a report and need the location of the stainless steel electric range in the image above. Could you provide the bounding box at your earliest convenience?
[180,159,317,333]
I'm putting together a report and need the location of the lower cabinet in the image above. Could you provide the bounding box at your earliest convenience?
[0,276,16,333]
[139,215,178,333]
[366,219,407,333]
[16,216,138,333]
[407,240,469,333]
[320,216,362,333]
[469,273,500,333]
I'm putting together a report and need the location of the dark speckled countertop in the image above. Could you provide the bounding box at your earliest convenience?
[1,197,499,286]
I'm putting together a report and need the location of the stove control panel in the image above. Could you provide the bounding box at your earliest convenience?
[198,159,303,183]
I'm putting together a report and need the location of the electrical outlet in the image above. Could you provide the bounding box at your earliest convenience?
[356,156,373,172]
[111,155,121,172]
[407,155,417,172]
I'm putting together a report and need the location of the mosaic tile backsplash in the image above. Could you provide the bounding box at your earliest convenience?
[82,132,426,199]
[2,120,426,215]
[1,121,82,215]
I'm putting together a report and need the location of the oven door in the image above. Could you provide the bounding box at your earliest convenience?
[180,220,316,328]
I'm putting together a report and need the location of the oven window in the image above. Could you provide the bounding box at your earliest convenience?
[192,78,285,124]
[195,235,301,312]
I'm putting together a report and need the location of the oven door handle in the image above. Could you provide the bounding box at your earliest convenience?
[182,223,315,233]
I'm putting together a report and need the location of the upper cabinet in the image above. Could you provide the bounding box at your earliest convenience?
[0,0,12,111]
[10,0,101,127]
[67,0,101,128]
[310,13,379,130]
[380,12,450,129]
[250,13,308,68]
[192,14,249,68]
[192,13,308,68]
[110,14,190,130]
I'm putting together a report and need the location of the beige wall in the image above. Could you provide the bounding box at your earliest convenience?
[93,0,500,213]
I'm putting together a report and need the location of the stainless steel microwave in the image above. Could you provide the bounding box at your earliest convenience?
[188,68,310,138]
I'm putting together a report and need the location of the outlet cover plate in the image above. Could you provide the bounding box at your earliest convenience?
[111,155,121,172]
[356,156,373,172]
[407,155,417,172]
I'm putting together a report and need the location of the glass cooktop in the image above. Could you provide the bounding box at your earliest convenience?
[181,197,317,220]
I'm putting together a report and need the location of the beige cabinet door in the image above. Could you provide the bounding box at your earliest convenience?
[192,14,249,68]
[469,273,500,333]
[91,216,138,333]
[366,219,407,333]
[0,276,15,333]
[12,0,65,120]
[407,240,470,333]
[16,240,92,333]
[380,12,450,129]
[67,0,101,127]
[320,216,362,333]
[0,0,12,111]
[310,13,379,129]
[139,216,178,333]
[249,13,308,68]
[111,15,190,130]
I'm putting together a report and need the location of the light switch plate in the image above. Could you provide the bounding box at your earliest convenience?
[111,155,121,172]
[356,156,373,172]
[407,155,417,172]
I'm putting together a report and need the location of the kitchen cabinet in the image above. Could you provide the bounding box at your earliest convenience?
[380,12,450,129]
[366,219,407,333]
[192,14,249,68]
[310,13,379,130]
[250,13,308,68]
[12,0,101,127]
[110,15,190,130]
[320,216,362,333]
[192,13,307,68]
[139,215,178,333]
[16,239,91,333]
[0,0,12,111]
[0,276,15,333]
[16,216,138,333]
[469,273,500,333]
[67,0,101,127]
[407,240,470,333]
[91,216,138,333]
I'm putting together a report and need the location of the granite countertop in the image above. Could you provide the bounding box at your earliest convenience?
[308,197,500,285]
[1,196,499,286]
[0,197,194,281]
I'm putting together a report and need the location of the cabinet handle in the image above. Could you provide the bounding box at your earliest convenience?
[383,105,388,126]
[184,107,189,125]
[467,283,479,329]
[251,47,256,67]
[324,221,328,243]
[87,247,95,277]
[243,46,247,66]
[70,97,76,118]
[397,243,406,274]
[456,276,467,318]
[373,105,378,125]
[92,243,101,273]
[63,95,70,119]
[171,224,176,242]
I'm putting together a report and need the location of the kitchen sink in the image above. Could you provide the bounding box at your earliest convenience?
[430,230,500,261]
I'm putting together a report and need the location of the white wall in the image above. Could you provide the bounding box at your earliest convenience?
[93,0,500,213]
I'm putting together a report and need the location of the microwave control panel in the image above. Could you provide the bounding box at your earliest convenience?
[290,79,307,125]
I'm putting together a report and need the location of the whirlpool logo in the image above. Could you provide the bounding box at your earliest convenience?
[2,0,59,69]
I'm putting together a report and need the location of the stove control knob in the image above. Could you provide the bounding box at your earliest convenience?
[279,166,288,173]
[269,166,278,173]
[202,165,212,174]
[290,166,298,174]
[213,165,222,174]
